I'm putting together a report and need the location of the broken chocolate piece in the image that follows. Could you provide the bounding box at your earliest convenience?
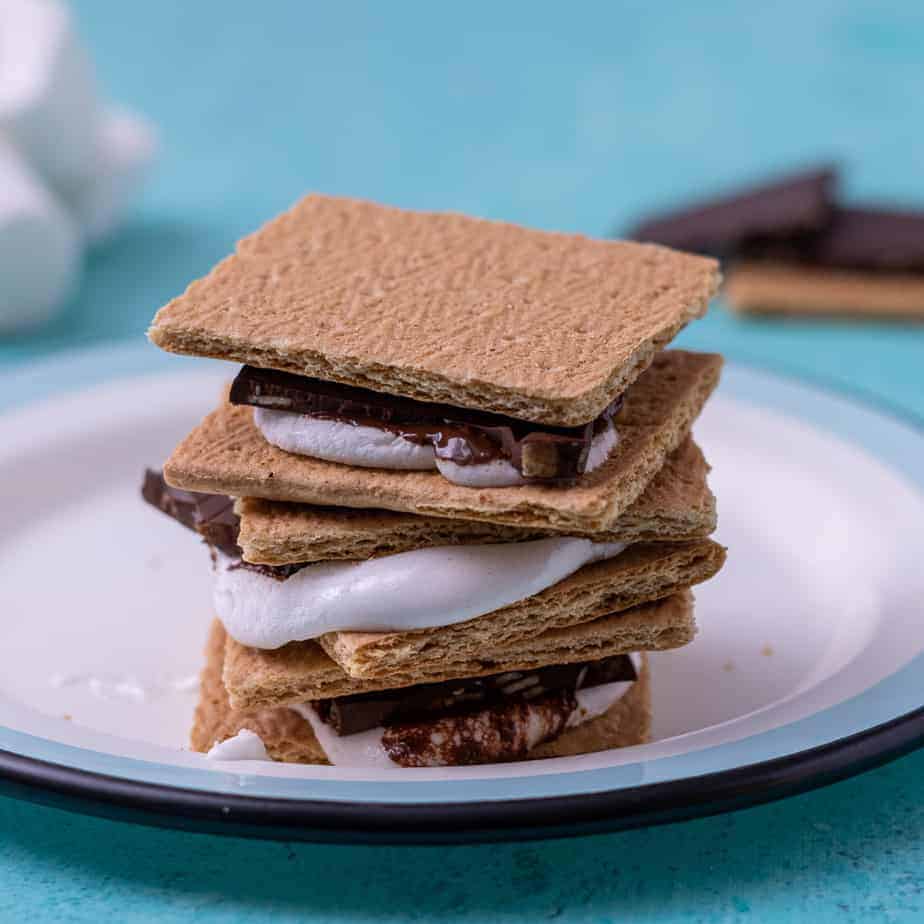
[314,653,637,735]
[629,165,836,256]
[230,365,622,482]
[142,470,307,580]
[142,469,240,555]
[744,206,924,272]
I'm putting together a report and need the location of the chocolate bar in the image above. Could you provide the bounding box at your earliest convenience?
[142,470,306,579]
[743,207,924,272]
[630,166,836,256]
[314,653,637,735]
[142,469,239,555]
[230,365,622,482]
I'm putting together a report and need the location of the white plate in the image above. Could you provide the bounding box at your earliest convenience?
[1,345,923,842]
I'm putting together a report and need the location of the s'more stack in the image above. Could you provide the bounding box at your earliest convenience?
[144,195,726,768]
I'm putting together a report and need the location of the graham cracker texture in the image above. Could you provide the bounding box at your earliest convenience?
[193,620,652,763]
[149,194,720,426]
[318,541,722,682]
[223,572,696,709]
[725,262,924,319]
[165,349,722,533]
[191,620,326,763]
[236,437,715,564]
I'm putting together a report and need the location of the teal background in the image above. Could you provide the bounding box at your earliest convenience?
[2,0,923,920]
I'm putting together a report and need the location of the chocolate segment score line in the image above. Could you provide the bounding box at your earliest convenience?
[230,365,623,482]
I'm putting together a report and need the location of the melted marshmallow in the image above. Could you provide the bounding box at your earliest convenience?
[291,704,395,769]
[566,653,643,728]
[290,654,641,768]
[253,408,434,470]
[206,728,269,761]
[214,537,626,649]
[253,407,617,488]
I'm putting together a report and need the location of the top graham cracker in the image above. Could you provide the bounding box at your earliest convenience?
[148,194,720,426]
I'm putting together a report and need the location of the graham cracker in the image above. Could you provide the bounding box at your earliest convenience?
[191,619,326,763]
[165,350,723,533]
[725,262,924,319]
[149,194,720,427]
[319,542,722,682]
[193,619,651,762]
[222,538,713,707]
[236,437,715,564]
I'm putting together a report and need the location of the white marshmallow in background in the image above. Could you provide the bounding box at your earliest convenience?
[0,138,79,331]
[0,0,102,192]
[0,0,157,331]
[63,106,158,245]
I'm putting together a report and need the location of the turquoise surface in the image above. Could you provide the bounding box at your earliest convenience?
[2,0,924,920]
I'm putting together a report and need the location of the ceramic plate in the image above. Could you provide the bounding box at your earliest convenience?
[1,344,923,843]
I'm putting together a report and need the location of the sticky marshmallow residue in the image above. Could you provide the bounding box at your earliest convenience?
[252,408,618,488]
[566,653,643,728]
[214,538,627,649]
[291,704,395,769]
[49,671,201,703]
[206,729,270,762]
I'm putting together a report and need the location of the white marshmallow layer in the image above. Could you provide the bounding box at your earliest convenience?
[214,538,627,649]
[205,728,269,761]
[253,408,618,488]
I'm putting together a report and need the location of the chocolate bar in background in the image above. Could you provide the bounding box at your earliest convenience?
[629,163,924,319]
[628,165,836,257]
[230,364,623,482]
[745,207,924,272]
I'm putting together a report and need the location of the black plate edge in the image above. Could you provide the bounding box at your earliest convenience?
[1,703,923,844]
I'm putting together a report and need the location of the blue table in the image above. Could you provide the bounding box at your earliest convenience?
[2,2,923,920]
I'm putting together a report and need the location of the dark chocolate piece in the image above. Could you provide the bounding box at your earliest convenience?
[629,165,836,256]
[142,470,306,580]
[314,653,637,736]
[142,469,240,556]
[744,207,924,272]
[230,365,621,482]
[382,691,576,767]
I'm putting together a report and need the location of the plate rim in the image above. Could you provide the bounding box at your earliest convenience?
[2,702,923,843]
[2,341,924,842]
